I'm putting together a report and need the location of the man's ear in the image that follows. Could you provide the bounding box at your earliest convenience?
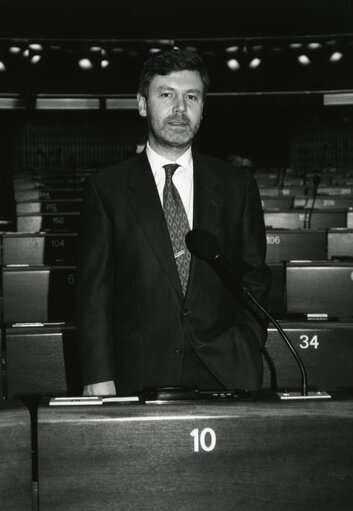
[137,93,147,118]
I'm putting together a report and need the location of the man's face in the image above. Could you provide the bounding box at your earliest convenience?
[137,70,204,152]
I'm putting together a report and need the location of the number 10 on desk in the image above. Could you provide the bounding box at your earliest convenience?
[190,428,217,452]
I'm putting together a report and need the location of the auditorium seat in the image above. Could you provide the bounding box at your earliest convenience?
[3,325,81,399]
[2,233,78,265]
[2,266,76,323]
[16,199,83,214]
[348,209,353,227]
[294,195,353,209]
[264,209,347,229]
[286,261,353,318]
[327,228,353,259]
[266,229,326,262]
[16,212,80,232]
[317,185,353,196]
[263,320,353,391]
[261,197,294,210]
[14,187,84,202]
[259,186,306,197]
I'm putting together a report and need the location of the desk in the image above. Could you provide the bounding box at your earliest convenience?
[0,400,32,511]
[38,394,353,510]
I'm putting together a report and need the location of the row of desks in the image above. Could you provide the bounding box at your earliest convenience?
[1,393,353,510]
[1,321,353,400]
[2,229,353,265]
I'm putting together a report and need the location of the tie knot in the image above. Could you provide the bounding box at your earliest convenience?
[163,163,180,180]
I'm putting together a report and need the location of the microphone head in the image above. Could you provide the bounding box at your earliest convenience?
[185,229,221,261]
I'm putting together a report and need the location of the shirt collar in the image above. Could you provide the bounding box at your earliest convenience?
[146,142,193,178]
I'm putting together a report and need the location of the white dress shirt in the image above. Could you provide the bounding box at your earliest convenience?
[146,142,194,228]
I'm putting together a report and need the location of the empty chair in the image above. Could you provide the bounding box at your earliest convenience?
[264,209,347,229]
[4,325,81,398]
[16,199,83,214]
[286,261,353,318]
[261,197,294,210]
[263,320,353,391]
[327,229,353,259]
[2,233,78,265]
[294,195,353,209]
[2,266,76,323]
[16,212,80,233]
[15,188,84,202]
[266,229,327,262]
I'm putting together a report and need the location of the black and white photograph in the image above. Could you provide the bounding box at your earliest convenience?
[0,1,352,509]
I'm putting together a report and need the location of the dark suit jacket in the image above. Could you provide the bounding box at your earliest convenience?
[75,150,271,393]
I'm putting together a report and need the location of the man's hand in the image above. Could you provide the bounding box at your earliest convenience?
[83,380,116,396]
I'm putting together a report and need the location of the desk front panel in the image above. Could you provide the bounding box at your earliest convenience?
[38,398,353,510]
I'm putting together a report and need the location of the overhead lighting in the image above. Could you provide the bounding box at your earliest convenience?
[225,46,240,54]
[29,44,43,51]
[149,48,161,54]
[227,58,240,71]
[101,59,110,68]
[290,43,302,49]
[23,49,30,58]
[9,46,21,54]
[249,57,261,69]
[30,55,42,64]
[0,61,6,72]
[78,58,94,70]
[307,42,322,50]
[298,54,311,66]
[329,51,343,63]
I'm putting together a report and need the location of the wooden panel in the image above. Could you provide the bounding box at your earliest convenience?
[266,229,326,262]
[38,396,353,510]
[0,400,32,511]
[5,325,81,398]
[2,266,76,323]
[263,320,353,391]
[2,233,78,265]
[286,262,353,318]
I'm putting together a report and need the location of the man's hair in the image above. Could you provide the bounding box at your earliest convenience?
[138,48,210,98]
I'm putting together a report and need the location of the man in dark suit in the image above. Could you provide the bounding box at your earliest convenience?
[76,49,271,396]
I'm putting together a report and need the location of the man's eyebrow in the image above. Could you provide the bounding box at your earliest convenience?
[155,85,202,95]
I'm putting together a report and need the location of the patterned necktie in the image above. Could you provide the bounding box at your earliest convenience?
[163,163,191,295]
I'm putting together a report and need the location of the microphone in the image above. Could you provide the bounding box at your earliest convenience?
[305,174,321,229]
[185,228,331,400]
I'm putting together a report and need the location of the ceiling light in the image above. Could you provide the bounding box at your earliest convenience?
[30,55,42,64]
[308,42,322,50]
[9,46,21,54]
[329,51,343,62]
[298,55,311,66]
[249,57,261,69]
[29,44,43,51]
[227,58,240,71]
[225,46,240,53]
[78,58,94,70]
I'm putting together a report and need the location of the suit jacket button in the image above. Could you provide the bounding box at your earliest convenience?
[175,348,183,356]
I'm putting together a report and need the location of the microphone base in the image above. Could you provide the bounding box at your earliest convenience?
[278,391,331,400]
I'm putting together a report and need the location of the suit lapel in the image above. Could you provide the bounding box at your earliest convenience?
[127,152,183,297]
[185,152,223,300]
[192,151,223,236]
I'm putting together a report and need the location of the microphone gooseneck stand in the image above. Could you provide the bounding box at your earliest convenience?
[186,228,331,400]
